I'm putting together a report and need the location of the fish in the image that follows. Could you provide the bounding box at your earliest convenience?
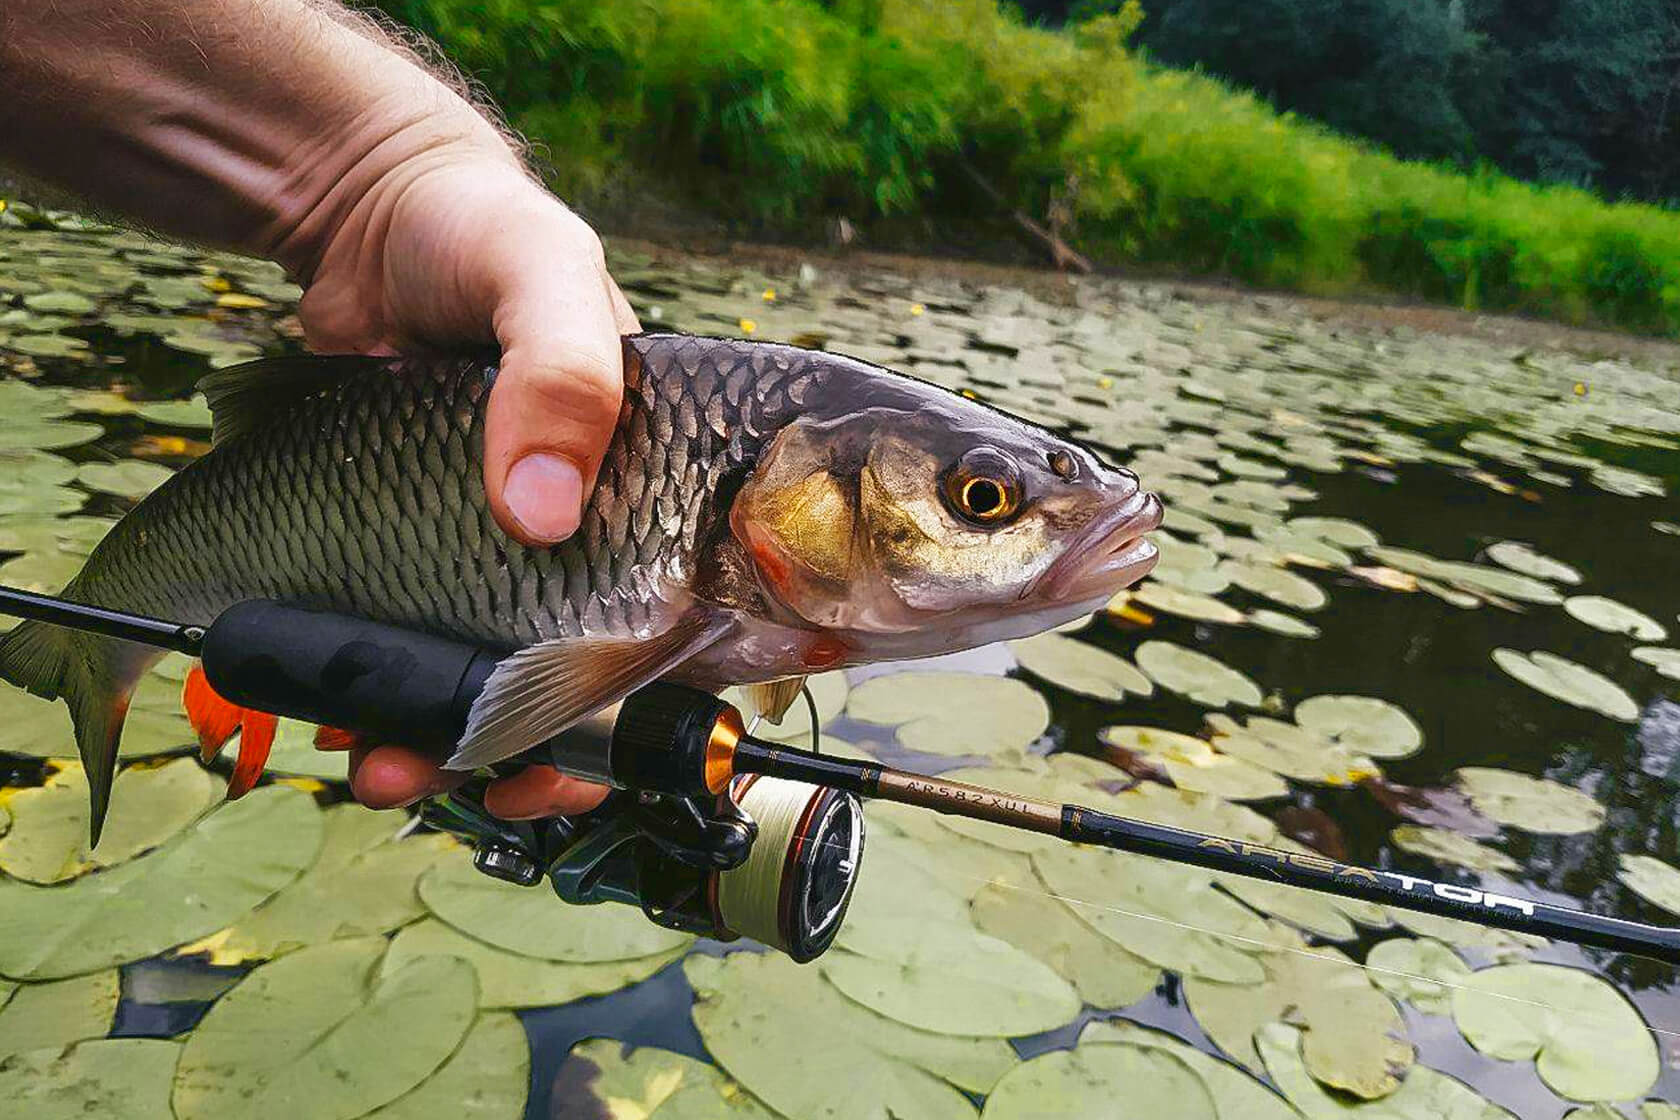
[0,333,1161,840]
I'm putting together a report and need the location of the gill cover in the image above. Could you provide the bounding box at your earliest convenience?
[730,409,1055,631]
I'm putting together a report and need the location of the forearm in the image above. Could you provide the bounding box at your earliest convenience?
[0,0,518,279]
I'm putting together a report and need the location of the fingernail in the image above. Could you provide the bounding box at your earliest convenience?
[504,453,583,542]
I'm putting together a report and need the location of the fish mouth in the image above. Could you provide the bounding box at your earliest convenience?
[1036,490,1164,602]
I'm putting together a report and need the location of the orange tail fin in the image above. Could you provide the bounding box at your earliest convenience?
[182,663,276,799]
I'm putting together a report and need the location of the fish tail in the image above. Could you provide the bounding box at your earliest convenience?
[0,616,157,846]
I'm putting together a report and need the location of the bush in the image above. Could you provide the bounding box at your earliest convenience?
[378,0,1680,335]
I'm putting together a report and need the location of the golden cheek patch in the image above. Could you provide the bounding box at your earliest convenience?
[737,468,858,587]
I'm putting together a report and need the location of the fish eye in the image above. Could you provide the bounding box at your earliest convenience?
[943,449,1022,526]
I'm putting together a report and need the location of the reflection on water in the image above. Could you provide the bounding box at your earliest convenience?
[2,212,1679,1118]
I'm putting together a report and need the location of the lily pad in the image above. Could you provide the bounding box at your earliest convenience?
[846,671,1051,756]
[1631,646,1680,680]
[1185,940,1412,1099]
[0,1038,180,1120]
[1100,725,1288,801]
[1220,562,1327,611]
[0,420,101,452]
[1451,963,1657,1102]
[1287,517,1378,549]
[1079,1021,1301,1120]
[23,291,96,315]
[362,1012,529,1120]
[383,918,685,1010]
[1365,937,1471,1016]
[419,857,689,963]
[192,803,457,961]
[685,952,1016,1119]
[1616,854,1680,916]
[1033,843,1272,982]
[970,880,1161,1008]
[0,970,120,1061]
[74,459,175,500]
[1248,609,1321,638]
[1136,642,1263,708]
[0,786,321,979]
[1563,596,1668,642]
[1454,767,1605,835]
[0,758,220,883]
[1294,695,1422,760]
[136,396,214,429]
[1490,649,1638,722]
[1485,542,1581,584]
[173,939,477,1120]
[1008,632,1154,701]
[1207,715,1381,786]
[981,1039,1217,1119]
[557,1038,774,1120]
[1132,582,1247,624]
[1389,826,1519,873]
[1255,1023,1512,1120]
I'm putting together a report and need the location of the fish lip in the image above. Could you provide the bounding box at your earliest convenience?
[1035,490,1164,601]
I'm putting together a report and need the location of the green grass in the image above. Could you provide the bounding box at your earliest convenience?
[380,0,1680,334]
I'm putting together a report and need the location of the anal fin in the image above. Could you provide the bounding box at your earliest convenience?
[745,677,808,725]
[445,613,733,771]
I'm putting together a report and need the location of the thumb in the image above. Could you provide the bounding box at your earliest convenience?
[483,272,627,546]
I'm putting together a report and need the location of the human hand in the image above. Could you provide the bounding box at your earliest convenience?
[297,145,634,818]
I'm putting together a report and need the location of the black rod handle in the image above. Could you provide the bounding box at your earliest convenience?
[199,600,500,750]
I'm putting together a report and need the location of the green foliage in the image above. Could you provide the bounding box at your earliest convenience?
[379,0,1680,334]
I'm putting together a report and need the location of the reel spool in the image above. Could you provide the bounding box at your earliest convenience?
[717,775,863,962]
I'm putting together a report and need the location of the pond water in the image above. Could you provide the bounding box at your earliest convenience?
[1,204,1678,1119]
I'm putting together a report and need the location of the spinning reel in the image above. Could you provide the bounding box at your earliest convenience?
[422,686,864,962]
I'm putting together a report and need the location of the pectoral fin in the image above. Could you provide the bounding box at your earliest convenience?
[444,613,733,771]
[744,677,808,725]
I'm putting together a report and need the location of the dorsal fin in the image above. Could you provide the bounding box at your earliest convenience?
[197,356,389,445]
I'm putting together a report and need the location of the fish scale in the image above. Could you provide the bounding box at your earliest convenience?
[70,335,829,650]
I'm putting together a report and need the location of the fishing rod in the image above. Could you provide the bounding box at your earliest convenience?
[3,584,1679,965]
